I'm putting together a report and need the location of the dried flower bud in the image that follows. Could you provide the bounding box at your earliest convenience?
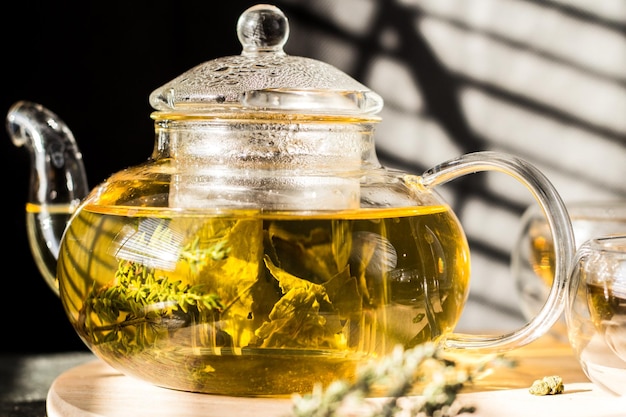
[529,375,564,396]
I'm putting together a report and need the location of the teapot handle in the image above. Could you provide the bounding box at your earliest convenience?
[420,151,575,352]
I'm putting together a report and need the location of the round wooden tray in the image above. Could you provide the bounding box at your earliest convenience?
[46,359,293,417]
[46,348,622,417]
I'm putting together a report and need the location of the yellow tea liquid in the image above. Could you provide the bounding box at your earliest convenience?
[54,204,469,396]
[586,282,626,334]
[528,216,626,286]
[25,203,76,292]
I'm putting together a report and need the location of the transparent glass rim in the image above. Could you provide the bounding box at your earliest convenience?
[587,234,626,252]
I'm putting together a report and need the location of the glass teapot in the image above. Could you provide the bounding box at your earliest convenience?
[7,4,574,396]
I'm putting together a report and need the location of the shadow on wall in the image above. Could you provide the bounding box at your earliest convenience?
[279,0,626,330]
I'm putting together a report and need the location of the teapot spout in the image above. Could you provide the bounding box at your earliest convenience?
[6,101,89,294]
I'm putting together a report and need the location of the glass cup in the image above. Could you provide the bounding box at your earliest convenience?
[513,201,626,340]
[566,235,626,396]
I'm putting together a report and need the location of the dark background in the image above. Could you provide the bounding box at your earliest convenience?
[2,0,283,353]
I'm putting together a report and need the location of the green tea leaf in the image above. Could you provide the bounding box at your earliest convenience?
[322,266,362,318]
[257,256,345,348]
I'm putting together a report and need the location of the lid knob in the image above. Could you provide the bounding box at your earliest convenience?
[237,4,289,56]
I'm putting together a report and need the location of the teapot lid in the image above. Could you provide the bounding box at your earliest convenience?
[149,4,383,117]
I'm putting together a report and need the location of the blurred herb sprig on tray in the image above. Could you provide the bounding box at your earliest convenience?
[289,342,514,417]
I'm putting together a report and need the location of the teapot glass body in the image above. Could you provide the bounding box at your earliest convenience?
[57,114,470,395]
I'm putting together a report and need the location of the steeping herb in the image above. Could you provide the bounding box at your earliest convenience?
[256,255,361,349]
[77,218,230,352]
[79,259,225,349]
[77,218,363,353]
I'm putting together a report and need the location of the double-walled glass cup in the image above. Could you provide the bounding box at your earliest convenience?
[567,235,626,396]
